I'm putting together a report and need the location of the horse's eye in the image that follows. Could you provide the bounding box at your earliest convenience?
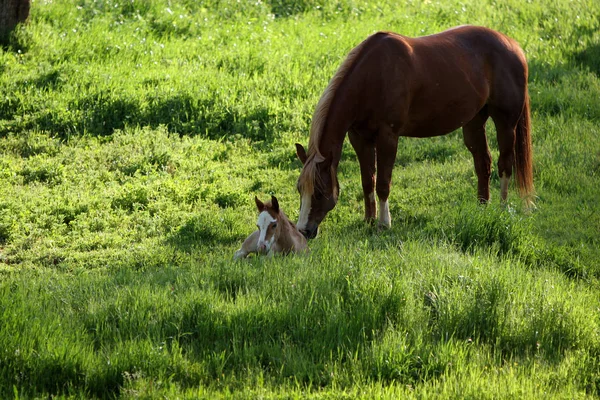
[272,223,278,229]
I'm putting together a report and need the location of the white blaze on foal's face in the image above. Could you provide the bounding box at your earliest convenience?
[256,211,278,253]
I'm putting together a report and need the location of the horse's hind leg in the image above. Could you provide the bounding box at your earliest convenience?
[492,115,518,202]
[489,105,522,202]
[463,107,492,203]
[349,129,377,223]
[488,67,527,203]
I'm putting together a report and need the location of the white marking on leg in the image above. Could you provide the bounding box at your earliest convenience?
[296,194,311,231]
[378,199,391,228]
[500,172,509,202]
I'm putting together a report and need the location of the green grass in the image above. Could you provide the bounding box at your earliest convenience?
[1,0,599,398]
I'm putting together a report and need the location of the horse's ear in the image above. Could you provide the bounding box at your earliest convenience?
[295,143,308,165]
[270,195,280,213]
[255,196,265,211]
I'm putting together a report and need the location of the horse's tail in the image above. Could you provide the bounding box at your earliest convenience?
[514,89,534,204]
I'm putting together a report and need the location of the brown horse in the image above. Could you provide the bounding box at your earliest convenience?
[234,196,308,259]
[295,25,534,239]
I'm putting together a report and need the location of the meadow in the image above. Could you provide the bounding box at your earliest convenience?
[1,0,599,398]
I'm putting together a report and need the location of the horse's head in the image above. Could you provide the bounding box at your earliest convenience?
[295,143,339,239]
[254,195,281,254]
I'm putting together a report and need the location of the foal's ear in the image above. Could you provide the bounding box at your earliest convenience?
[270,195,280,213]
[255,196,265,211]
[295,143,308,165]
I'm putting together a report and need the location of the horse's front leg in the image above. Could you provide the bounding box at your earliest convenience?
[375,129,399,229]
[349,129,377,223]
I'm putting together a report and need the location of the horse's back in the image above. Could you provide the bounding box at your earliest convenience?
[360,26,527,86]
[347,26,527,137]
[422,26,529,115]
[412,26,528,88]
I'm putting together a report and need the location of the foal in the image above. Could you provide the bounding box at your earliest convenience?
[234,195,307,259]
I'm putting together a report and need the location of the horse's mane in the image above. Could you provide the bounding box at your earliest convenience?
[299,37,370,195]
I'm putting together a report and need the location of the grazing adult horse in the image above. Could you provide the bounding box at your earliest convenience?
[295,25,534,239]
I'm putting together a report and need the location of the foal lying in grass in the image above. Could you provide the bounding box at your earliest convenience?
[234,195,308,259]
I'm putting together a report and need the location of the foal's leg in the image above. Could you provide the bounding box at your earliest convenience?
[463,108,492,203]
[375,128,399,228]
[349,129,377,223]
[234,230,259,259]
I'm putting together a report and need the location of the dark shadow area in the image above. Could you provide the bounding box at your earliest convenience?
[165,214,244,253]
[528,26,600,122]
[0,95,21,121]
[25,69,62,90]
[76,263,438,390]
[82,97,141,137]
[570,25,600,78]
[20,93,283,142]
[144,95,278,142]
[10,67,64,93]
[574,43,600,77]
[0,32,31,53]
[268,0,316,18]
[422,276,582,363]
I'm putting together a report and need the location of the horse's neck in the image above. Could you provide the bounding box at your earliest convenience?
[318,86,357,167]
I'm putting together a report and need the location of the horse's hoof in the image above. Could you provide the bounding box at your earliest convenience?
[377,222,391,230]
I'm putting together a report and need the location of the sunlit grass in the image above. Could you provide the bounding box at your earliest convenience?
[1,0,599,398]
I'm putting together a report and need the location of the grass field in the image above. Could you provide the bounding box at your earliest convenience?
[1,0,599,398]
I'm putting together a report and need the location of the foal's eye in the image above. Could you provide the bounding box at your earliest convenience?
[271,223,278,229]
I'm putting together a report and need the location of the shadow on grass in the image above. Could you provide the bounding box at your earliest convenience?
[74,260,445,390]
[14,69,63,90]
[15,92,282,142]
[165,212,246,253]
[570,24,600,78]
[528,25,600,122]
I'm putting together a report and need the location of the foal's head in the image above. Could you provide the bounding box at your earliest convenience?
[295,143,339,239]
[254,195,282,254]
